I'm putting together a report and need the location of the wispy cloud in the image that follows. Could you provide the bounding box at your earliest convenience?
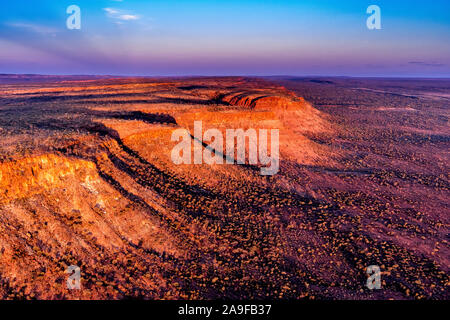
[408,61,445,67]
[6,22,59,34]
[119,14,139,21]
[104,8,120,15]
[103,7,140,21]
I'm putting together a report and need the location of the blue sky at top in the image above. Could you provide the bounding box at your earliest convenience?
[0,0,449,76]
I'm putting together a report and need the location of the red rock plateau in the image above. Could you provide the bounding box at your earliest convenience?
[0,76,448,299]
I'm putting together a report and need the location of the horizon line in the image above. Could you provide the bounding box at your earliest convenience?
[1,73,450,80]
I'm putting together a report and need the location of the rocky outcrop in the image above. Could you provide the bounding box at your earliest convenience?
[0,154,98,204]
[219,91,308,111]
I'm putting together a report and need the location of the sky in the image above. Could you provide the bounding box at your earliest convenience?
[0,0,449,77]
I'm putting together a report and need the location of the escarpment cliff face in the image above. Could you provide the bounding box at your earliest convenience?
[0,77,334,299]
[0,77,448,300]
[0,155,97,203]
[219,91,306,110]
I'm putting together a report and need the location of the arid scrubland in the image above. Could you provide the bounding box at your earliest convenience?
[0,76,448,299]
